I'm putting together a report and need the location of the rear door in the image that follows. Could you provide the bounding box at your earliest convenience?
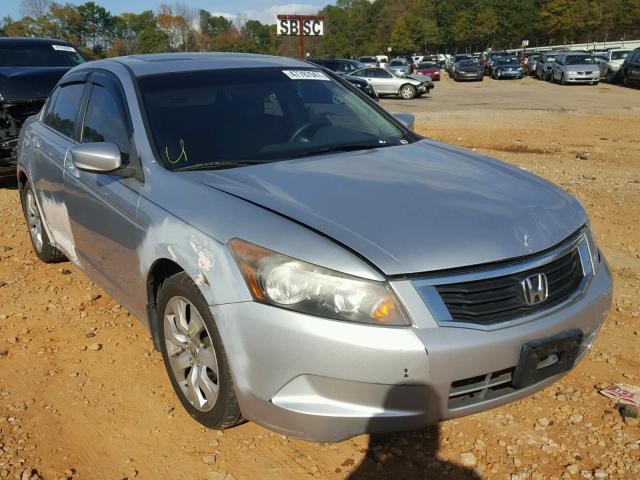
[30,73,88,257]
[63,69,144,309]
[630,51,640,81]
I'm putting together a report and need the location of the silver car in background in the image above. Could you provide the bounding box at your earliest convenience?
[351,66,430,99]
[17,53,611,442]
[536,51,560,80]
[388,58,411,77]
[552,52,600,85]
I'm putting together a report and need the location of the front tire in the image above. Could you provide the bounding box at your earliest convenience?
[560,74,566,85]
[157,272,242,430]
[400,84,416,100]
[19,181,66,263]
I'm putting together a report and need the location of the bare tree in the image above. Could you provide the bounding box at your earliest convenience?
[19,0,51,19]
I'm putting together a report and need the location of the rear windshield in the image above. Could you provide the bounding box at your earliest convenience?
[545,55,557,62]
[139,67,411,171]
[0,43,84,67]
[359,57,377,62]
[565,55,595,65]
[389,60,406,66]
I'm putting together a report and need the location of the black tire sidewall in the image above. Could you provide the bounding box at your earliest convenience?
[156,272,241,429]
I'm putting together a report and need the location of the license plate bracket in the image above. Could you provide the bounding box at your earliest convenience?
[512,330,583,389]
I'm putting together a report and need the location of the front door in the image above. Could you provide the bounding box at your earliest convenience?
[63,71,145,313]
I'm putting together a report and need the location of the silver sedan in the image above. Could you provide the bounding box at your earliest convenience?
[351,67,430,99]
[17,53,611,442]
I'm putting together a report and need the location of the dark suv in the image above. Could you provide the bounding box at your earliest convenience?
[620,48,640,86]
[0,37,84,177]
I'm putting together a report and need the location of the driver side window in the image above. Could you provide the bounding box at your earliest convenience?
[81,84,131,161]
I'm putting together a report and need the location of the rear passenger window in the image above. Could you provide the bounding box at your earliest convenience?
[45,83,84,138]
[82,84,130,157]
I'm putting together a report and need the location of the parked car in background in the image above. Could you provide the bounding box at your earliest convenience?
[551,53,599,85]
[536,52,560,81]
[343,75,379,100]
[308,59,364,76]
[0,37,84,177]
[359,56,379,67]
[601,49,631,82]
[351,67,431,99]
[491,57,524,80]
[482,51,511,75]
[447,54,473,76]
[416,62,440,80]
[620,47,640,85]
[525,53,541,75]
[388,58,411,77]
[593,57,608,80]
[375,55,389,68]
[452,60,483,81]
[17,52,611,443]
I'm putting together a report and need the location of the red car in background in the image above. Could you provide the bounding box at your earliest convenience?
[416,62,441,80]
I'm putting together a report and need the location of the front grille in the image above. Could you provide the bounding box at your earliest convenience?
[436,248,583,325]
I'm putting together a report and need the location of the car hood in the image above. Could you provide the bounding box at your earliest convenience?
[192,140,586,275]
[0,67,70,102]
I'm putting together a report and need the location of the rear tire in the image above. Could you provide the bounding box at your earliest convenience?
[19,180,66,264]
[157,272,243,430]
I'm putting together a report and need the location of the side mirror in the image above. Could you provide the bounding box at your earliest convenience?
[69,142,122,174]
[394,113,415,131]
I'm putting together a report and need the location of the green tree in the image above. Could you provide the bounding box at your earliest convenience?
[137,27,170,53]
[391,16,415,53]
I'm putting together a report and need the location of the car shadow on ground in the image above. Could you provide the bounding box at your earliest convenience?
[346,386,475,479]
[0,176,18,189]
[347,425,475,480]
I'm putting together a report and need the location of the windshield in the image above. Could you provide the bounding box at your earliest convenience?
[359,57,376,63]
[566,55,595,65]
[545,55,557,63]
[418,63,438,69]
[496,58,519,66]
[139,68,411,170]
[0,43,84,67]
[611,50,630,60]
[459,60,479,68]
[389,60,406,67]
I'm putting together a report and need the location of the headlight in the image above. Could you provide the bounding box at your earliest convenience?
[518,67,523,71]
[584,226,601,275]
[228,239,410,326]
[568,71,578,75]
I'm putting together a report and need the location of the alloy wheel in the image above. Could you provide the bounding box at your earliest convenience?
[163,296,219,412]
[25,190,43,252]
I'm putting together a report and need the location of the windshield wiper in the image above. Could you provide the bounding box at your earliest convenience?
[290,142,392,159]
[173,160,267,172]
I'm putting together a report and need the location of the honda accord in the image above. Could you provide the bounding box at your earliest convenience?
[16,53,612,442]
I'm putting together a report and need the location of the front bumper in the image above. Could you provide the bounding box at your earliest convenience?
[565,73,599,83]
[457,72,483,80]
[213,255,612,442]
[497,70,524,78]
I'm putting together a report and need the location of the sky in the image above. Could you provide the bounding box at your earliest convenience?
[2,1,329,24]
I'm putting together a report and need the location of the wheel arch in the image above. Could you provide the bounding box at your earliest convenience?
[146,257,186,350]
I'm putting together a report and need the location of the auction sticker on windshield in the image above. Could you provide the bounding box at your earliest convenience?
[282,70,330,81]
[52,44,76,52]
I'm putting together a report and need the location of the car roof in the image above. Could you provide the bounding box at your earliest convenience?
[95,52,311,77]
[0,37,73,46]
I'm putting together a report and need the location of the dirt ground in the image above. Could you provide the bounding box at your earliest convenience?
[0,76,639,480]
